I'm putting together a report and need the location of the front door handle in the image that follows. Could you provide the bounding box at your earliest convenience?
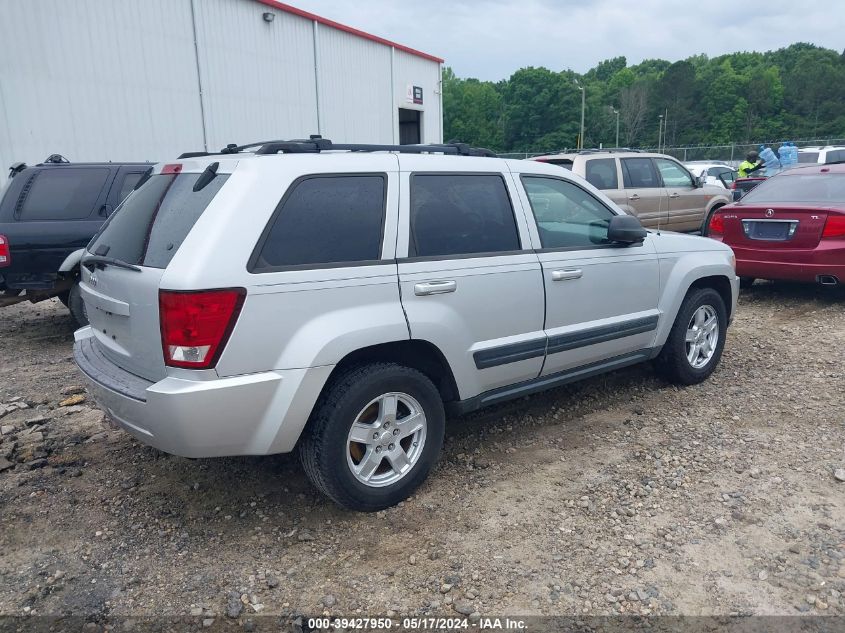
[551,269,582,281]
[669,192,680,198]
[414,280,457,296]
[628,194,640,201]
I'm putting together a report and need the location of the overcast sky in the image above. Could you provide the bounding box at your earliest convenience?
[292,0,845,81]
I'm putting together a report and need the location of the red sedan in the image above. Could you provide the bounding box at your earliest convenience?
[706,163,845,287]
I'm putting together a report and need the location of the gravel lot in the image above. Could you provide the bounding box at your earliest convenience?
[1,282,843,625]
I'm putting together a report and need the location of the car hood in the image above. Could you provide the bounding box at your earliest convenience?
[649,230,732,255]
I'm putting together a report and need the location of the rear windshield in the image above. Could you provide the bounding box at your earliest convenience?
[88,172,229,268]
[541,159,573,170]
[798,152,819,164]
[741,173,845,205]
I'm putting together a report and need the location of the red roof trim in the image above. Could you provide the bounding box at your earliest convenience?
[253,0,445,64]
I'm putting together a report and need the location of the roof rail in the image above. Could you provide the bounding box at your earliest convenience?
[576,148,642,155]
[178,135,496,159]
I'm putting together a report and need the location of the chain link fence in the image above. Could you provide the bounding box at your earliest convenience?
[499,138,845,166]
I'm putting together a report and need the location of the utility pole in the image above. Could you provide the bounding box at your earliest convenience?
[611,107,619,148]
[658,114,664,153]
[574,79,585,149]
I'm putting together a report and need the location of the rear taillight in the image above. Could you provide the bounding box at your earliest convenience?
[821,215,845,239]
[159,289,245,369]
[708,212,725,236]
[0,235,9,267]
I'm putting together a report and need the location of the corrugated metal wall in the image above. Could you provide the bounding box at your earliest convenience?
[0,0,205,182]
[393,49,443,144]
[0,0,442,185]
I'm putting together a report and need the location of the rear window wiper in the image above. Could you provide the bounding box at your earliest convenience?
[82,255,142,272]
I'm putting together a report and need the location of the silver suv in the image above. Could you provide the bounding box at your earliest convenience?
[73,139,738,511]
[531,150,731,233]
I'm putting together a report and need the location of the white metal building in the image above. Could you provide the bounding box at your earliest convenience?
[0,0,444,183]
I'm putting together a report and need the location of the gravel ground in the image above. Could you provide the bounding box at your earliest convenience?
[0,282,843,625]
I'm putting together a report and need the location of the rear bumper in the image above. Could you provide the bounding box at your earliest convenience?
[73,327,333,458]
[736,258,845,283]
[711,237,845,283]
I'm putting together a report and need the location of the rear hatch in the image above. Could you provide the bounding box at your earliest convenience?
[80,162,231,381]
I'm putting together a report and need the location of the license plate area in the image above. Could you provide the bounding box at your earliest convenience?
[742,219,798,241]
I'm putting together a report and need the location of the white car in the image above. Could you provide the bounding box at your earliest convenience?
[684,162,737,189]
[797,146,845,165]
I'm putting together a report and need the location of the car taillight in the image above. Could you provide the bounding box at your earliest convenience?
[821,215,845,239]
[708,212,725,236]
[730,181,737,190]
[159,289,245,369]
[0,235,9,267]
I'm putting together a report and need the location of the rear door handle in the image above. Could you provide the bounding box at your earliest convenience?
[551,269,582,281]
[669,192,680,198]
[628,194,640,201]
[414,280,457,296]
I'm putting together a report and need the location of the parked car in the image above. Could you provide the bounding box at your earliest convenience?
[0,156,151,324]
[531,150,731,233]
[727,176,767,201]
[73,138,738,511]
[684,161,738,189]
[797,146,845,165]
[706,163,845,288]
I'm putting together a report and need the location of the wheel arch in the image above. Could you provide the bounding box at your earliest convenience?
[323,339,460,405]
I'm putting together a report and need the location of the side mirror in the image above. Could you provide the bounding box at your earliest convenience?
[608,214,647,245]
[696,175,706,188]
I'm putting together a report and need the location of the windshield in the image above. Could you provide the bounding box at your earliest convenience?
[740,173,845,205]
[88,172,229,269]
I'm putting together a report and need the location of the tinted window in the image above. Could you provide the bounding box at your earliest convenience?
[655,158,694,187]
[18,168,109,220]
[116,172,145,203]
[410,174,520,257]
[741,173,845,204]
[523,176,615,249]
[254,175,385,270]
[798,152,819,164]
[825,150,845,163]
[621,158,660,188]
[584,158,618,190]
[89,172,229,269]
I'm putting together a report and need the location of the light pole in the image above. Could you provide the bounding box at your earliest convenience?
[611,107,619,148]
[658,114,664,153]
[574,79,585,149]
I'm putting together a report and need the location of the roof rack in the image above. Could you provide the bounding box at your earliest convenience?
[576,148,643,155]
[178,135,497,159]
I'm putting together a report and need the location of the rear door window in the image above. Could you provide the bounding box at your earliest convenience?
[88,171,229,269]
[621,158,661,188]
[584,158,618,190]
[116,171,146,203]
[17,168,110,220]
[251,175,386,271]
[409,174,520,257]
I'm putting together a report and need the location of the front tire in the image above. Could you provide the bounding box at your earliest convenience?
[655,287,727,385]
[299,363,445,511]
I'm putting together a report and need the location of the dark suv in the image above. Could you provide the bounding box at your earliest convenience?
[0,157,151,324]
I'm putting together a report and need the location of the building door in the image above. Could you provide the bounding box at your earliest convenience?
[398,109,421,145]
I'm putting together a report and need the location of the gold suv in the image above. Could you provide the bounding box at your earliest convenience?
[530,150,731,233]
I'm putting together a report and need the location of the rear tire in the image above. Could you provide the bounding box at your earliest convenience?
[739,277,755,289]
[67,282,88,327]
[299,362,445,511]
[655,287,727,385]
